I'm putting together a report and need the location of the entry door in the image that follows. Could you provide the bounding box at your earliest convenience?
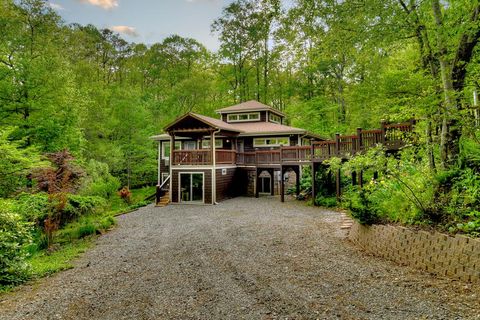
[180,173,204,203]
[260,176,271,194]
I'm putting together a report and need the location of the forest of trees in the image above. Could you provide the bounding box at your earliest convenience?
[1,0,480,286]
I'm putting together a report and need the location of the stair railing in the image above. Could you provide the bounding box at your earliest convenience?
[156,175,171,204]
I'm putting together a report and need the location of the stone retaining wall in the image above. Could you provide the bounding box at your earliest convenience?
[349,222,480,282]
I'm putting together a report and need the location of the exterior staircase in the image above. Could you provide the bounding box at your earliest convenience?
[156,191,170,207]
[340,212,354,230]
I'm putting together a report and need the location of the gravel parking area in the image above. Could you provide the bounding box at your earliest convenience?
[1,197,479,319]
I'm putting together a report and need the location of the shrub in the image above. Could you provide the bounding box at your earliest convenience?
[118,187,132,204]
[63,195,105,222]
[0,203,33,286]
[81,160,120,199]
[13,193,50,225]
[99,216,116,230]
[342,187,380,225]
[315,195,337,208]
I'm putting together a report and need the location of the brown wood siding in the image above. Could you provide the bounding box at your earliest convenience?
[260,111,267,122]
[160,159,169,175]
[215,168,238,201]
[171,169,212,204]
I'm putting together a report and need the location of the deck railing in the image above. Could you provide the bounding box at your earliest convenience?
[171,120,415,166]
[173,150,211,165]
[216,150,237,164]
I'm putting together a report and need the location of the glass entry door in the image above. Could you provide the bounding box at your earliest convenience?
[259,176,271,194]
[180,173,204,203]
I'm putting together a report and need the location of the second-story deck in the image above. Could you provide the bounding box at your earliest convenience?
[171,121,415,166]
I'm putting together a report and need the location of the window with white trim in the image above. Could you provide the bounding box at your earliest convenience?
[269,113,282,124]
[201,139,223,148]
[162,141,182,159]
[227,112,260,122]
[253,137,290,147]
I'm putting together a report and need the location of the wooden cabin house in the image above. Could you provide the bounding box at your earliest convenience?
[152,101,322,205]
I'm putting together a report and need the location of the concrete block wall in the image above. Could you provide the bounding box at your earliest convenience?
[349,222,480,282]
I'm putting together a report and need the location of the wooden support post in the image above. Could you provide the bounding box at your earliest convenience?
[358,170,364,188]
[357,127,363,152]
[295,166,300,198]
[312,163,317,206]
[280,166,285,203]
[310,138,315,161]
[335,133,340,156]
[157,141,162,186]
[270,169,275,196]
[336,168,341,202]
[352,171,357,186]
[210,131,215,165]
[169,133,175,203]
[380,120,387,144]
[255,168,260,198]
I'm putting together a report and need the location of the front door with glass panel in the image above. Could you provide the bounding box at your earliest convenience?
[258,171,271,194]
[180,173,204,203]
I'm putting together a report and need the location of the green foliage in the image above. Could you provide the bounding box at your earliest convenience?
[63,195,105,223]
[81,160,121,198]
[315,195,337,208]
[12,193,50,225]
[0,202,33,286]
[12,192,104,227]
[0,128,44,197]
[342,187,379,225]
[76,223,97,238]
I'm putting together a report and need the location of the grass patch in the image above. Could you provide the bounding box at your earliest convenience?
[29,238,93,278]
[106,186,154,216]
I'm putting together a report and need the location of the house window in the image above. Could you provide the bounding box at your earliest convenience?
[162,141,182,159]
[253,137,290,147]
[269,113,282,124]
[201,139,223,149]
[227,112,260,122]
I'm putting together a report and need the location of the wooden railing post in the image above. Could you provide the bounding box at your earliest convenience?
[310,139,315,160]
[335,133,340,156]
[357,128,363,152]
[380,120,387,144]
[409,118,416,130]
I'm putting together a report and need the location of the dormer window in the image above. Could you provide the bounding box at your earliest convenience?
[269,113,282,124]
[227,112,260,122]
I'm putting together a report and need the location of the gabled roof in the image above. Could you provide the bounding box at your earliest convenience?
[191,113,242,132]
[153,111,323,141]
[163,112,242,133]
[216,100,285,117]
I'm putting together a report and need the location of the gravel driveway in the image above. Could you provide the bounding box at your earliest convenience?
[1,197,479,319]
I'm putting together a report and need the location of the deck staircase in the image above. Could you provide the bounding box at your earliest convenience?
[155,175,171,207]
[156,191,170,207]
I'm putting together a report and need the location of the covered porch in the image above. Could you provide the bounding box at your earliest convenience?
[165,113,241,166]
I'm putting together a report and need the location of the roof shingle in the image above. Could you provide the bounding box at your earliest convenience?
[216,100,285,116]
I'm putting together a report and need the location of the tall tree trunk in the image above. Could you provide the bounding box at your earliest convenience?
[432,0,458,168]
[263,37,269,103]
